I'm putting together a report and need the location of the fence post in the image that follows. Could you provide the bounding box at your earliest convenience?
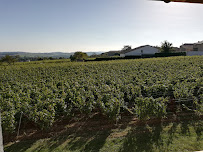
[17,112,23,138]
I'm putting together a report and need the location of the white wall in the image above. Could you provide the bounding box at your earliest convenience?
[120,54,125,57]
[187,51,203,56]
[125,46,159,56]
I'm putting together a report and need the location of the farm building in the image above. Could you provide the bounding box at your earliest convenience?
[193,41,203,51]
[180,41,203,56]
[180,43,194,52]
[120,45,160,57]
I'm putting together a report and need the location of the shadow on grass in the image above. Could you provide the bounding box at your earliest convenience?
[46,129,112,152]
[119,121,164,152]
[4,140,37,152]
[119,115,203,152]
[46,114,118,152]
[45,113,134,152]
[4,114,203,152]
[5,120,113,152]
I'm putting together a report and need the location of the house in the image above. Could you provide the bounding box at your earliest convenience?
[193,41,203,51]
[120,45,159,57]
[180,41,203,56]
[180,43,194,52]
[187,41,203,56]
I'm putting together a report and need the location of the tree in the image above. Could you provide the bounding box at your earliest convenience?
[160,41,173,53]
[1,55,17,65]
[90,53,97,58]
[70,52,88,61]
[121,45,132,53]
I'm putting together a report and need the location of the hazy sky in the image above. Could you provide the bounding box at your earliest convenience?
[0,0,203,52]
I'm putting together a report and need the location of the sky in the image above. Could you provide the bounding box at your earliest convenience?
[0,0,203,53]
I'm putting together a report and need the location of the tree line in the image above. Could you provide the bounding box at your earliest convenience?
[0,55,19,65]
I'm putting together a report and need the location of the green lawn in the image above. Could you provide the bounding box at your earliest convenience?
[4,115,203,152]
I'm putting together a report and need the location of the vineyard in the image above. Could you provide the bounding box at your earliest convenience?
[0,56,203,132]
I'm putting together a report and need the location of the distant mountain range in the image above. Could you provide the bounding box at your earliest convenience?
[0,51,104,59]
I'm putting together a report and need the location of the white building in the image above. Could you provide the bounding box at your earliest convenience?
[120,45,159,57]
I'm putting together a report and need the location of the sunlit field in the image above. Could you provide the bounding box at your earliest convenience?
[1,56,203,151]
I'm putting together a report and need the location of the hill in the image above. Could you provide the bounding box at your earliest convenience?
[0,51,103,59]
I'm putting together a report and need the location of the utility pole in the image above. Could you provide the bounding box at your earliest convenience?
[0,113,4,152]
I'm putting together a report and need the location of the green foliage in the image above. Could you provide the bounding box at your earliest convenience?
[160,40,173,53]
[132,97,167,119]
[121,45,132,53]
[0,56,202,132]
[70,52,88,61]
[1,55,18,65]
